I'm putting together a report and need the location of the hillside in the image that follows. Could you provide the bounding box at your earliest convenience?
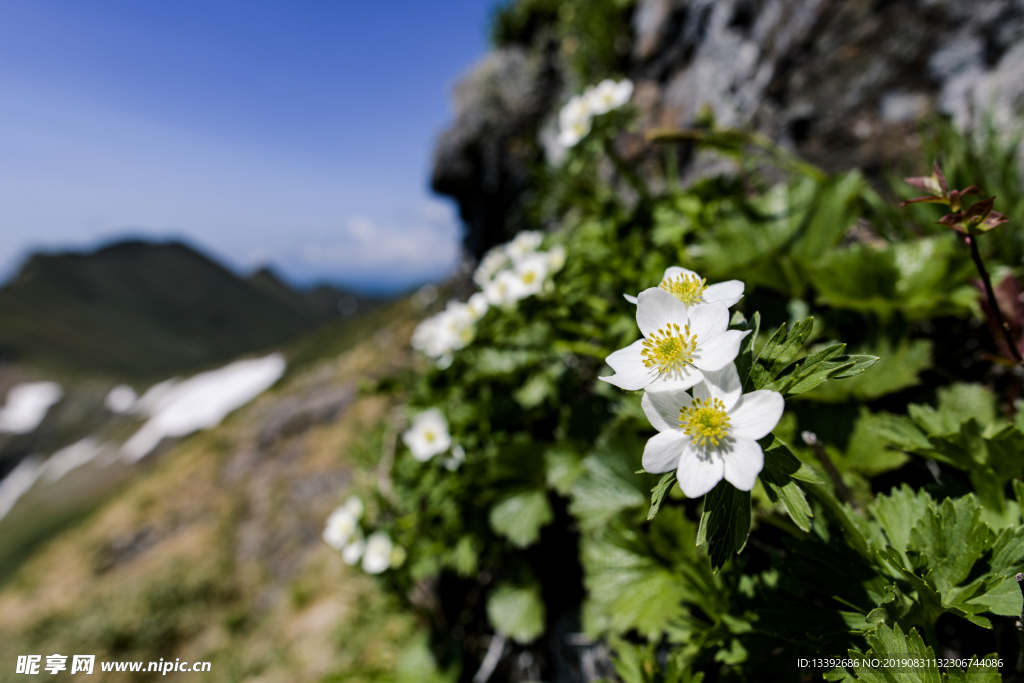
[0,241,356,379]
[0,302,440,683]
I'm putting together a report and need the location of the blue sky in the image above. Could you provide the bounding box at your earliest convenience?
[0,1,496,293]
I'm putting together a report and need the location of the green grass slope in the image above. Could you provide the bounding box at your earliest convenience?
[0,241,324,380]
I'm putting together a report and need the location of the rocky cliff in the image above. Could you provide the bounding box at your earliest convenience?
[433,0,1024,256]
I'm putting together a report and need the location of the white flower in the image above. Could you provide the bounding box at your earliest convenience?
[506,252,549,301]
[344,496,364,519]
[445,444,466,471]
[546,245,566,273]
[505,231,544,263]
[467,292,490,321]
[586,78,633,115]
[600,288,749,393]
[342,536,365,565]
[558,116,592,148]
[483,269,520,307]
[624,267,744,308]
[411,301,477,365]
[362,532,393,574]
[639,363,784,497]
[474,247,509,286]
[402,408,451,462]
[322,507,358,550]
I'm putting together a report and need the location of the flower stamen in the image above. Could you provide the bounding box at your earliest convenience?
[641,323,697,374]
[660,275,707,306]
[679,397,730,448]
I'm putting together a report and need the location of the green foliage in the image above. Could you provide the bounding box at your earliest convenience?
[352,96,1024,680]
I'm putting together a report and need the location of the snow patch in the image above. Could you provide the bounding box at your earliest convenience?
[0,382,63,434]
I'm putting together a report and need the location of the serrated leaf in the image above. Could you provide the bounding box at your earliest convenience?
[570,432,649,531]
[732,310,760,387]
[748,318,814,390]
[486,583,545,644]
[489,489,554,548]
[697,480,751,573]
[847,623,941,682]
[647,472,677,521]
[758,435,814,531]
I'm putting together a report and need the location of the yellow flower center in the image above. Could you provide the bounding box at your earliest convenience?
[424,431,435,443]
[641,323,697,374]
[660,274,707,306]
[679,398,731,448]
[522,271,536,284]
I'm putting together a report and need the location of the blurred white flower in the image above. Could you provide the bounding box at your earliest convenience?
[507,252,550,301]
[624,267,744,308]
[558,116,592,148]
[505,231,544,263]
[599,289,749,393]
[445,444,466,471]
[557,94,593,148]
[322,506,358,551]
[105,385,137,414]
[484,269,520,307]
[467,292,490,321]
[362,532,394,574]
[546,245,566,273]
[639,364,784,497]
[342,536,365,565]
[402,408,451,461]
[474,247,509,287]
[411,300,477,365]
[586,78,633,115]
[344,496,364,519]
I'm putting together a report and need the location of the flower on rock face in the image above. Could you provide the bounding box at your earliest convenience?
[402,408,451,462]
[624,267,744,308]
[600,288,749,393]
[411,301,477,367]
[362,532,394,574]
[322,506,358,551]
[640,363,784,497]
[586,78,633,115]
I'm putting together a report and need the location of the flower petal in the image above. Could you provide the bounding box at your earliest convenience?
[693,329,749,372]
[729,390,785,440]
[702,280,744,307]
[693,363,742,410]
[642,431,690,473]
[686,303,730,344]
[641,389,691,432]
[599,339,651,390]
[722,437,765,491]
[662,266,699,282]
[623,293,638,304]
[636,287,689,338]
[646,367,703,393]
[675,442,725,498]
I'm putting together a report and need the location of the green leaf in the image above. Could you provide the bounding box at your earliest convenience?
[748,317,814,391]
[696,480,751,573]
[805,338,932,402]
[847,623,941,682]
[647,472,676,521]
[486,583,545,644]
[731,310,760,387]
[570,432,649,531]
[489,489,554,548]
[757,436,815,531]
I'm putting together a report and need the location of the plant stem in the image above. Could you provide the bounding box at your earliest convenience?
[603,138,651,204]
[965,234,1024,365]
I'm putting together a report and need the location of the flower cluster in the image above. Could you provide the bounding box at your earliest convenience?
[411,231,564,368]
[322,496,406,574]
[557,78,634,149]
[401,408,465,470]
[600,268,784,498]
